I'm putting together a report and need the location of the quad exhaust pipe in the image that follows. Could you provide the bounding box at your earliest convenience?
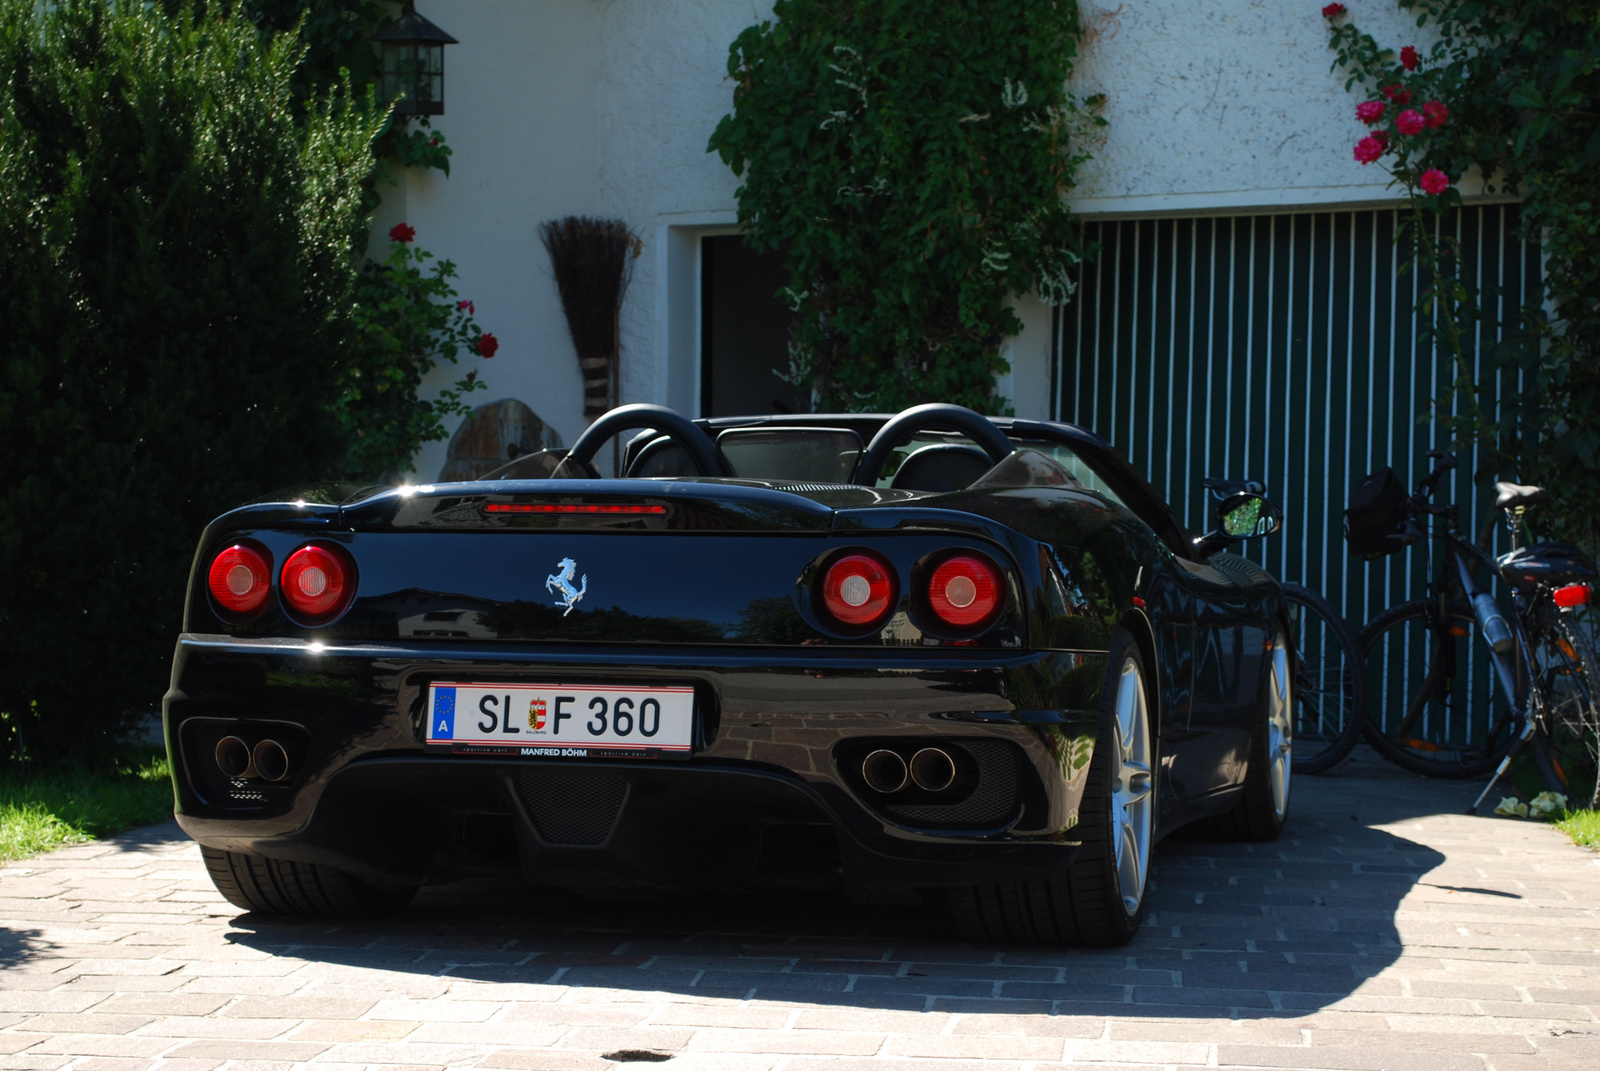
[861,747,957,794]
[214,735,291,782]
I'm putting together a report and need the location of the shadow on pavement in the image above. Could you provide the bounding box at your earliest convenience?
[216,750,1451,1019]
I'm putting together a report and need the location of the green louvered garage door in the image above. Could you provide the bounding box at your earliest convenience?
[1053,205,1540,640]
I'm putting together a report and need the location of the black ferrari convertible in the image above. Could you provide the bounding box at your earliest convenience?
[166,402,1293,946]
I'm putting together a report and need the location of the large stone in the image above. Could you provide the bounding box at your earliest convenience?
[439,399,563,482]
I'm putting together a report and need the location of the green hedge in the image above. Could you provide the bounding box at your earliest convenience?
[0,0,383,759]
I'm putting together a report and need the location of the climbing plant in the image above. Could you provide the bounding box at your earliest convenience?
[1322,2,1600,546]
[709,0,1103,413]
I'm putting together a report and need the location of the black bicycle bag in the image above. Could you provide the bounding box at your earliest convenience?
[1345,467,1415,559]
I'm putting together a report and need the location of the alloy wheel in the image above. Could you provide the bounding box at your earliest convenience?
[1111,657,1154,915]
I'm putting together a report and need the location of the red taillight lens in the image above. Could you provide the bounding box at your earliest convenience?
[280,544,355,620]
[820,553,896,628]
[1553,583,1591,609]
[926,555,1004,630]
[207,544,271,617]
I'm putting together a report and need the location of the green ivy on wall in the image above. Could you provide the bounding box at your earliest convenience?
[708,0,1103,414]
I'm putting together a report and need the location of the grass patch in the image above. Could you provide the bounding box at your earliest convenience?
[1556,809,1600,849]
[0,749,174,863]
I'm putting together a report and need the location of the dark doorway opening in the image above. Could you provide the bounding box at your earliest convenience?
[700,235,804,417]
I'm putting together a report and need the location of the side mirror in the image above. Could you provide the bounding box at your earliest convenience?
[1194,493,1283,556]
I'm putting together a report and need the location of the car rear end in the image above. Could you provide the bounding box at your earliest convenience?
[166,479,1113,903]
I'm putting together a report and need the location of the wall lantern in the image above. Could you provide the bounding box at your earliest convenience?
[370,1,458,116]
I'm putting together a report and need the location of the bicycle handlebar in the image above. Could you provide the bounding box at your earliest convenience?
[1414,450,1457,497]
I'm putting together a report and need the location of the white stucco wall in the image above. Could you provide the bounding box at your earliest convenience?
[396,0,1453,478]
[1069,0,1439,215]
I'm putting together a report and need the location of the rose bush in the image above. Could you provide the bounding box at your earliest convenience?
[337,226,493,481]
[1325,1,1600,552]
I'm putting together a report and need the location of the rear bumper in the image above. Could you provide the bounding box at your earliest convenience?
[166,635,1106,898]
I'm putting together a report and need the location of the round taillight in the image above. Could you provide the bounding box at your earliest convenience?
[926,554,1004,630]
[820,552,896,629]
[280,544,355,620]
[207,544,271,617]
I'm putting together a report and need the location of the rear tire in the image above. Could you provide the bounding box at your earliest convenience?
[1190,633,1292,841]
[1530,615,1600,809]
[949,629,1154,946]
[201,846,418,918]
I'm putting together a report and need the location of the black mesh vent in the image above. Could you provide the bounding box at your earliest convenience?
[883,741,1020,828]
[515,771,629,846]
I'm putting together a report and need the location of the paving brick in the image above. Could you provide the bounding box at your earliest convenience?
[556,1026,696,1052]
[405,1021,567,1046]
[367,998,503,1021]
[162,1039,330,1061]
[91,994,228,1017]
[648,1004,794,1029]
[0,1038,49,1057]
[884,1034,1064,1060]
[1215,1044,1487,1070]
[475,1051,608,1071]
[686,1029,884,1055]
[23,1034,174,1059]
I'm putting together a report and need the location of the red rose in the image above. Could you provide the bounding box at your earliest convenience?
[1400,46,1420,71]
[1419,168,1451,195]
[1382,84,1413,107]
[1322,3,1346,17]
[1423,99,1449,129]
[389,222,416,243]
[457,299,475,314]
[477,333,499,359]
[1396,109,1425,136]
[1356,101,1386,125]
[1353,136,1385,164]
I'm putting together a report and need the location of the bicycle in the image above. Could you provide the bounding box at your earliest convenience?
[1201,478,1366,775]
[1350,451,1600,811]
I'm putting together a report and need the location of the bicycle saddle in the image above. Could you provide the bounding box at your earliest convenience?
[1493,481,1548,510]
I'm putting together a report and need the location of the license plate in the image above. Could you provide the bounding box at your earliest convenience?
[425,682,694,758]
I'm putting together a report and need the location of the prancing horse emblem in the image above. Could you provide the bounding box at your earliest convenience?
[545,557,587,616]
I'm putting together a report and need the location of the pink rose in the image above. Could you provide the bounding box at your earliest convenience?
[1396,109,1425,136]
[1401,46,1420,71]
[388,222,416,244]
[457,299,476,314]
[477,333,499,359]
[1423,99,1449,129]
[1322,3,1346,17]
[1353,136,1385,164]
[1419,169,1450,195]
[1356,101,1386,125]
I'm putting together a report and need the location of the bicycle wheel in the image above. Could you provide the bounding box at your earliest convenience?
[1529,613,1600,808]
[1280,582,1364,774]
[1358,598,1517,778]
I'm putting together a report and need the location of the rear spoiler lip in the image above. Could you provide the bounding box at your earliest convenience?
[342,477,835,515]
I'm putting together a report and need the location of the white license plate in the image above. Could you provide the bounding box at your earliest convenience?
[426,682,694,758]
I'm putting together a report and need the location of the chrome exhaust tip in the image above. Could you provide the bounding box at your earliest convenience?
[861,749,909,794]
[252,739,291,782]
[909,747,957,792]
[215,736,255,780]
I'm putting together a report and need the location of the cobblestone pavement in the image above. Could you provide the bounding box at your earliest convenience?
[2,746,1596,1071]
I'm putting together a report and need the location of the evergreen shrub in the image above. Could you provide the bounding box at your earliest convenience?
[0,0,383,759]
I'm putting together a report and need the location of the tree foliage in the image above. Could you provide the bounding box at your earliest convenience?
[1326,1,1600,546]
[0,0,383,757]
[708,0,1102,413]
